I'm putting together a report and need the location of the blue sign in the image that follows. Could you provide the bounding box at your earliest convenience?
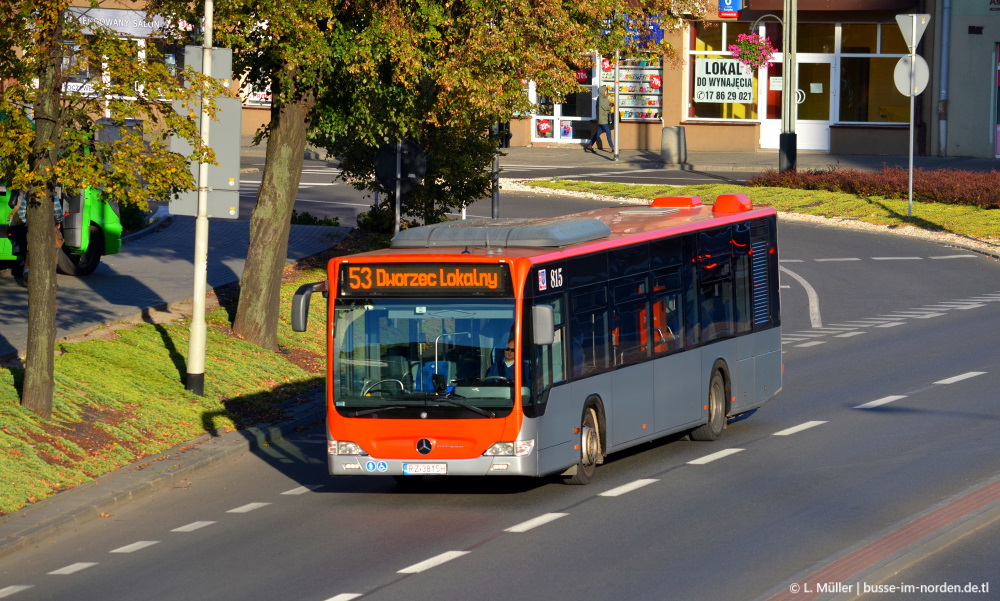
[719,0,742,16]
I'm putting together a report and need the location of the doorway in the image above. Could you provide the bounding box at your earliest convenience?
[760,56,835,151]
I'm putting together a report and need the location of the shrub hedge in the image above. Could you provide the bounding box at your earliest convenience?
[747,166,1000,210]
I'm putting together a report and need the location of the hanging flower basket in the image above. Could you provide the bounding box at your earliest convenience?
[728,32,777,71]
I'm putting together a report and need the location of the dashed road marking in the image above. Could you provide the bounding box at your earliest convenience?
[935,372,986,385]
[48,562,98,575]
[323,595,363,601]
[171,521,216,533]
[835,332,866,338]
[773,421,827,436]
[599,479,658,497]
[872,256,922,260]
[398,551,470,574]
[855,395,907,409]
[875,322,905,328]
[505,513,568,533]
[227,502,271,514]
[930,254,977,259]
[816,258,861,262]
[688,448,745,465]
[110,541,159,554]
[281,485,322,495]
[795,341,826,347]
[0,586,33,598]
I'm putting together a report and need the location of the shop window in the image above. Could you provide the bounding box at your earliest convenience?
[839,57,906,123]
[689,21,758,121]
[797,23,835,53]
[842,24,877,53]
[879,25,909,54]
[62,37,100,95]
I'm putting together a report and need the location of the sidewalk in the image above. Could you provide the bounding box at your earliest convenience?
[496,145,1000,173]
[0,217,351,361]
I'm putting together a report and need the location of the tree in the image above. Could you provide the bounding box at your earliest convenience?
[0,1,219,418]
[150,0,708,352]
[313,0,710,228]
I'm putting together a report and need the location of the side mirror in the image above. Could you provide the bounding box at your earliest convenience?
[291,281,327,332]
[532,304,554,346]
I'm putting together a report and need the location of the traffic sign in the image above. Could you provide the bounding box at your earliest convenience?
[894,55,929,97]
[374,139,426,196]
[895,14,930,52]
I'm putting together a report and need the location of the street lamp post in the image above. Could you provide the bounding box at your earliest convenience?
[779,0,797,172]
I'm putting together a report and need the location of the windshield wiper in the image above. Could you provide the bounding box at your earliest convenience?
[352,405,411,417]
[408,394,495,418]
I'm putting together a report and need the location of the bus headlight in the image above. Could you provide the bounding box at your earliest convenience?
[329,440,368,456]
[483,440,534,457]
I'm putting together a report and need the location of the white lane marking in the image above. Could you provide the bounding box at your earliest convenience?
[773,421,827,436]
[795,341,826,348]
[779,266,823,328]
[110,541,159,553]
[934,372,986,385]
[0,586,33,598]
[872,256,922,260]
[49,562,99,575]
[912,313,944,319]
[856,395,907,409]
[811,326,858,331]
[875,322,905,328]
[930,254,977,259]
[790,332,827,338]
[835,332,866,338]
[227,502,271,513]
[688,448,745,465]
[324,595,363,601]
[599,479,658,497]
[779,259,804,263]
[951,304,985,310]
[505,513,569,533]
[172,521,216,533]
[282,485,321,495]
[398,551,470,574]
[815,258,861,262]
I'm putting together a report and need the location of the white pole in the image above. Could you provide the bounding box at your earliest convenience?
[908,15,916,217]
[186,0,212,395]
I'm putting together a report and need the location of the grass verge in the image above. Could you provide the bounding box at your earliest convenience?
[0,232,375,516]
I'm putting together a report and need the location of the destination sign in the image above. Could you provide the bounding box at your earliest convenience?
[338,262,512,297]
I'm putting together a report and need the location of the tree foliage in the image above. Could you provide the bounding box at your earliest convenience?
[147,0,709,350]
[1,0,221,418]
[310,0,709,227]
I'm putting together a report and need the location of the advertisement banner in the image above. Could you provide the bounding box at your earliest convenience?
[693,58,754,103]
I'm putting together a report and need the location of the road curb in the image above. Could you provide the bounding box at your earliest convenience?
[0,386,325,561]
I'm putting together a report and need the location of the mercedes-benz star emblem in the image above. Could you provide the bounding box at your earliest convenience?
[416,438,433,455]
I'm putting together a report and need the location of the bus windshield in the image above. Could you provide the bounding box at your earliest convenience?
[332,298,519,418]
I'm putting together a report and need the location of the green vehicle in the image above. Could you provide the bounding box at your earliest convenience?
[2,183,123,277]
[1,112,125,277]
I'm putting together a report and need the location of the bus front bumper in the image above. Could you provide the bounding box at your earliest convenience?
[329,454,537,477]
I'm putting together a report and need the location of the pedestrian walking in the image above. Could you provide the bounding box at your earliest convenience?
[583,86,615,154]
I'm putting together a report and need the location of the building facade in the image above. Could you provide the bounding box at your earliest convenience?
[511,0,1000,159]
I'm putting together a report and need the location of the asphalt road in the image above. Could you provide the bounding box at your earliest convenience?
[1,211,997,600]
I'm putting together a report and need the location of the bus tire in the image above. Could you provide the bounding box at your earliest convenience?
[691,367,727,441]
[563,407,602,485]
[58,224,103,276]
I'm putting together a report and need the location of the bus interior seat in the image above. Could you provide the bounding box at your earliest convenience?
[413,361,456,392]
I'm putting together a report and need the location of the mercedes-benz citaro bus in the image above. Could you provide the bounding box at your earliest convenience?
[292,194,782,485]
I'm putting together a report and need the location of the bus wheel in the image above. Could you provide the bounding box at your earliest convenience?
[564,408,601,485]
[691,369,726,441]
[58,225,103,276]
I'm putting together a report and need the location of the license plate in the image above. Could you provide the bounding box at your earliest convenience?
[403,463,447,475]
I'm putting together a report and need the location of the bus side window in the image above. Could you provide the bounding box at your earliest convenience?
[612,278,649,366]
[571,286,609,377]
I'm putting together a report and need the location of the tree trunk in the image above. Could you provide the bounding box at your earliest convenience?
[232,93,312,351]
[21,11,64,420]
